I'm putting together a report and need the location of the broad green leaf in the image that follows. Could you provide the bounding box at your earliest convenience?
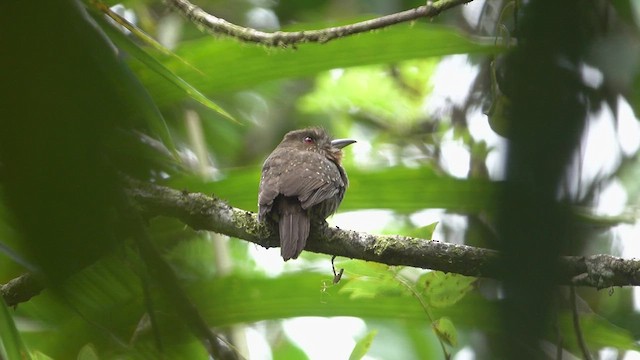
[336,261,403,299]
[188,273,492,326]
[349,330,378,360]
[338,260,393,278]
[133,24,501,104]
[402,321,443,359]
[339,277,405,300]
[273,338,310,360]
[432,317,457,347]
[418,271,476,308]
[22,263,640,356]
[167,166,499,214]
[557,312,640,352]
[169,166,631,227]
[345,168,496,214]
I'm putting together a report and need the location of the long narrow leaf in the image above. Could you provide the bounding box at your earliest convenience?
[0,298,31,360]
[96,10,237,123]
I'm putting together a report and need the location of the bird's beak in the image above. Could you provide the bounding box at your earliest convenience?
[331,139,356,149]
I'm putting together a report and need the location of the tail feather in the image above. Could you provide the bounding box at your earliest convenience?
[278,201,309,261]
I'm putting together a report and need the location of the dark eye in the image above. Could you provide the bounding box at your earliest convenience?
[303,136,314,144]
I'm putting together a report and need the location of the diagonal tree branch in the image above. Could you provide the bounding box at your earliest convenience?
[128,181,640,288]
[1,273,42,307]
[4,180,639,307]
[166,0,474,47]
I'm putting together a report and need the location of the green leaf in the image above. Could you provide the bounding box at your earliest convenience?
[187,273,485,325]
[30,352,54,360]
[167,166,499,214]
[558,312,640,352]
[432,317,457,347]
[299,61,438,125]
[134,24,501,104]
[418,271,476,308]
[77,344,100,360]
[406,222,439,239]
[93,1,192,62]
[349,330,378,360]
[0,297,31,360]
[273,337,310,360]
[16,267,497,357]
[339,260,392,278]
[339,277,403,300]
[96,12,237,124]
[81,17,180,158]
[337,260,406,299]
[346,167,497,214]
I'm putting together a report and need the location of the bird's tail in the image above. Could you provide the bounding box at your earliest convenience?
[278,198,309,261]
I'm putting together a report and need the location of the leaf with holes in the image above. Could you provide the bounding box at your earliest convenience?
[418,271,476,308]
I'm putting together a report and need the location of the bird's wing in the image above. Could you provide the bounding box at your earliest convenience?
[258,157,281,221]
[298,181,340,210]
[276,152,345,210]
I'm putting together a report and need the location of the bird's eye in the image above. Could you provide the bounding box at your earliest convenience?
[303,136,314,144]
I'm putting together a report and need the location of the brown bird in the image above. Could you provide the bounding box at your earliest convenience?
[258,127,355,260]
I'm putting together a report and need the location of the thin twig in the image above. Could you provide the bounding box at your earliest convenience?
[394,274,450,360]
[166,0,474,47]
[331,255,344,284]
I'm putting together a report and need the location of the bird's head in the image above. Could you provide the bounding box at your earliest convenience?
[281,127,356,162]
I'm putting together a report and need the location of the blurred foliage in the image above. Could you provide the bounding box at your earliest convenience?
[1,0,640,359]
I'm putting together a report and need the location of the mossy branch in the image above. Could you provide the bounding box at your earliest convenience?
[127,181,640,288]
[3,181,639,307]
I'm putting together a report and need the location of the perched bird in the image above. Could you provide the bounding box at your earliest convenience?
[258,127,355,260]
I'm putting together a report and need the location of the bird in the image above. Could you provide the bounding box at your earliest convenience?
[258,127,356,261]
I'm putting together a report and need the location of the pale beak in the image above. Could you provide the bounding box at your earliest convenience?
[331,139,356,149]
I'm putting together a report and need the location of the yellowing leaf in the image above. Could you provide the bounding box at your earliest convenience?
[432,317,457,347]
[419,271,476,308]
